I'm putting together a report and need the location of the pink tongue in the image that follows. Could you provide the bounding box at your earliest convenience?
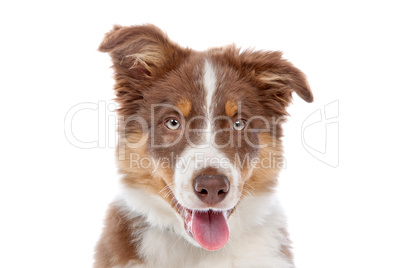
[191,210,229,251]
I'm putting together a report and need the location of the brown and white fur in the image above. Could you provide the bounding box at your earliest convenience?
[94,24,313,268]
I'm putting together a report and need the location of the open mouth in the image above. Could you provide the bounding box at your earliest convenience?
[175,202,233,251]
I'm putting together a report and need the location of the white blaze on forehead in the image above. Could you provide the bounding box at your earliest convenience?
[203,60,217,136]
[203,60,217,116]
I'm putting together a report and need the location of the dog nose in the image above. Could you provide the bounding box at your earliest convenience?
[193,174,230,205]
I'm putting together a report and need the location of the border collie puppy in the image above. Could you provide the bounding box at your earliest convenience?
[94,24,313,268]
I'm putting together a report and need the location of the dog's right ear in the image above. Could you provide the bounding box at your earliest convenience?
[99,25,191,117]
[99,24,190,83]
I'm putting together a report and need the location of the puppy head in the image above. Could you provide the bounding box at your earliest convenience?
[99,24,312,250]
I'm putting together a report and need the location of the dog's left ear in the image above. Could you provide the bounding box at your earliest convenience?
[237,49,313,115]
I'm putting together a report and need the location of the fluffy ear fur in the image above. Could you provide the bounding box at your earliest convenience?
[98,24,191,116]
[99,24,190,80]
[236,49,313,116]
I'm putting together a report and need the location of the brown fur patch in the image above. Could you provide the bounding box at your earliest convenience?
[117,132,176,215]
[117,132,174,198]
[224,100,238,117]
[177,98,192,117]
[238,48,313,104]
[243,133,283,194]
[93,204,147,268]
[210,46,313,118]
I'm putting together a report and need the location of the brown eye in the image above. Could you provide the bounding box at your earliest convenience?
[233,119,246,131]
[165,119,181,130]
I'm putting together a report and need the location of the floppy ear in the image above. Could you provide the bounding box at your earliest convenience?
[99,24,190,116]
[238,49,313,116]
[99,24,190,80]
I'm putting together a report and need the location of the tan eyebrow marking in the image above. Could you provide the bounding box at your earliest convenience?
[225,100,238,117]
[177,98,192,117]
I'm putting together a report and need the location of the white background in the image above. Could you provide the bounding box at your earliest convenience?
[1,1,401,267]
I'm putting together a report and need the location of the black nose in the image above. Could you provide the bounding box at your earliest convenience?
[193,174,230,205]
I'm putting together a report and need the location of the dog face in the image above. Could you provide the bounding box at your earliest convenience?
[99,25,313,251]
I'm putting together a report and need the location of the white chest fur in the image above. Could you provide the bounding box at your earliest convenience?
[120,188,294,268]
